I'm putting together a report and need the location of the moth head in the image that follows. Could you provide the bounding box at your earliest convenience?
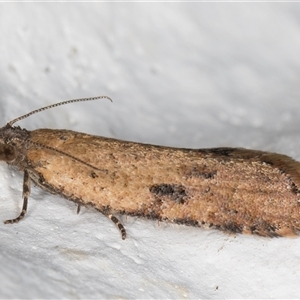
[0,143,16,162]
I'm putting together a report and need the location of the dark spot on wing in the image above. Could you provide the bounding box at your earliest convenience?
[221,222,243,234]
[289,181,300,194]
[185,165,217,179]
[150,183,188,204]
[89,171,99,179]
[174,218,199,226]
[202,148,235,156]
[249,222,280,237]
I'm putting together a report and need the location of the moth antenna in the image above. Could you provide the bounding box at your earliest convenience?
[28,140,108,173]
[8,96,112,126]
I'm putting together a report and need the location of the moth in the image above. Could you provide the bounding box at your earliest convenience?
[1,96,300,240]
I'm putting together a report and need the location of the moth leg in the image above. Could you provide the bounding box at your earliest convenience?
[77,204,81,214]
[107,214,126,240]
[4,170,30,224]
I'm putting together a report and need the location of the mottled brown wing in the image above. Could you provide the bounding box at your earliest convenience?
[27,128,300,237]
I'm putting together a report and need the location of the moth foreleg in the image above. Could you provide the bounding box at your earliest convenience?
[4,170,30,224]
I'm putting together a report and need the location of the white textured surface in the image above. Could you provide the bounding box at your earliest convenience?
[0,3,300,299]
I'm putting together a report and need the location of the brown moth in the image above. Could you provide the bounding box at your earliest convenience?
[1,96,300,239]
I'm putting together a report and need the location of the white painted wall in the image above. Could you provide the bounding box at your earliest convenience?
[0,3,300,299]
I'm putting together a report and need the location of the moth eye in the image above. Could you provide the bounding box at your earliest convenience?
[0,144,16,162]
